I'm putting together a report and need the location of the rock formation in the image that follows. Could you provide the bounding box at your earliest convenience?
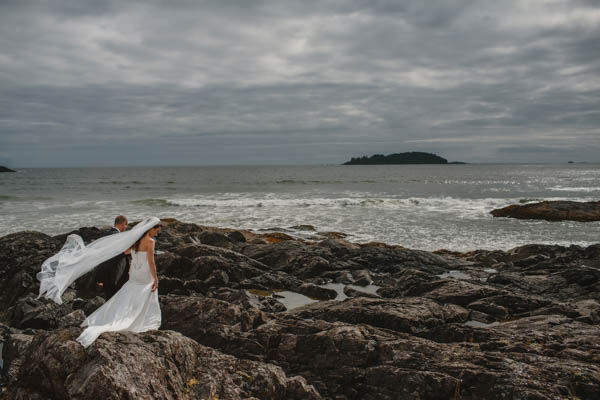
[491,200,600,222]
[1,219,599,399]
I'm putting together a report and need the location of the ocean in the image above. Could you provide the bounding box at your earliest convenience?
[1,164,599,252]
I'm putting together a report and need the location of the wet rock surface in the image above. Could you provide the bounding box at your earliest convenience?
[491,200,600,222]
[1,219,600,399]
[4,329,318,400]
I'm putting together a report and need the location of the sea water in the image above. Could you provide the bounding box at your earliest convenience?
[1,164,599,251]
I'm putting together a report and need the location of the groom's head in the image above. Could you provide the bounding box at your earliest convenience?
[114,215,128,232]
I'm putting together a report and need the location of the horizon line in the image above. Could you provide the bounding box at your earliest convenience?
[4,161,598,169]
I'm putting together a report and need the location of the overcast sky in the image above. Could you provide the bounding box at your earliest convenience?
[1,0,599,167]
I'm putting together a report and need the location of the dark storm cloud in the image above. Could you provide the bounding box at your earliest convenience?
[0,0,599,167]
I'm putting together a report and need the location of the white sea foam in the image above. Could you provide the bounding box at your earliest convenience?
[164,194,511,215]
[3,165,600,252]
[549,186,600,192]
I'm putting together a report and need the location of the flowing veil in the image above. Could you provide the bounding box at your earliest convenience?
[37,217,160,304]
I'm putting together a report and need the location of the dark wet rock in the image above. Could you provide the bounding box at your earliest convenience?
[420,280,503,307]
[486,272,533,292]
[160,295,269,350]
[466,299,509,319]
[227,230,247,243]
[155,276,186,294]
[58,310,86,328]
[9,293,75,330]
[375,269,438,298]
[560,265,600,287]
[467,309,493,323]
[204,269,230,287]
[198,230,238,250]
[72,296,105,316]
[336,245,462,276]
[571,299,600,323]
[466,293,553,317]
[0,322,10,338]
[0,166,16,172]
[252,295,287,313]
[318,238,360,250]
[2,332,34,385]
[154,276,208,296]
[296,283,337,300]
[153,218,206,250]
[163,297,600,400]
[0,231,61,312]
[155,251,194,276]
[291,297,469,335]
[243,239,461,282]
[343,286,380,299]
[491,200,600,222]
[258,231,297,243]
[3,328,320,400]
[352,269,373,286]
[207,288,286,314]
[4,220,600,399]
[172,243,269,283]
[244,241,335,279]
[321,269,354,284]
[290,224,317,231]
[238,271,303,292]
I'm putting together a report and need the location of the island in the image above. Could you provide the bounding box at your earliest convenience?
[0,166,16,172]
[343,151,448,165]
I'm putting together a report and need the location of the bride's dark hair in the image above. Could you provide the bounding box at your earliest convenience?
[132,224,161,252]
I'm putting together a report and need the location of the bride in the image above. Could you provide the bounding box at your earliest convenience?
[37,217,162,347]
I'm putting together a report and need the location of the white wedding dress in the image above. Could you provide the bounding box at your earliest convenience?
[76,249,161,347]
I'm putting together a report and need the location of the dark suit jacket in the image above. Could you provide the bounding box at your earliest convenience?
[96,227,130,298]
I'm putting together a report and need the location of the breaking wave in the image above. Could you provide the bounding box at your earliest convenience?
[130,199,176,207]
[549,186,600,193]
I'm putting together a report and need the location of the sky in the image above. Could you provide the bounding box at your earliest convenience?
[0,0,599,167]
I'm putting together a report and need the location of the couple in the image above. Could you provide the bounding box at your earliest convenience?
[37,216,162,347]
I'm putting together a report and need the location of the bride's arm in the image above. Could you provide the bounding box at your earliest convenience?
[146,240,159,292]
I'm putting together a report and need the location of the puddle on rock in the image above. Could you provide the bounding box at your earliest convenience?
[437,271,472,280]
[247,282,382,310]
[318,283,381,301]
[247,289,319,311]
[463,320,500,328]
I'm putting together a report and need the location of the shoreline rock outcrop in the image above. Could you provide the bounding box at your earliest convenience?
[2,219,600,399]
[491,200,600,222]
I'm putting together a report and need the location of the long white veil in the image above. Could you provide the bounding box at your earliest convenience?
[37,217,160,304]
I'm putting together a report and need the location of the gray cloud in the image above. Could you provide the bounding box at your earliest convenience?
[0,0,599,167]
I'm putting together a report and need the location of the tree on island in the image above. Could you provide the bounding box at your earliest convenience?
[343,152,448,165]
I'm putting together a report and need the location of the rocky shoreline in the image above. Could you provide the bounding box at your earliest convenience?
[491,200,600,222]
[1,219,600,399]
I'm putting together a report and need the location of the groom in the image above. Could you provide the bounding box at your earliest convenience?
[96,215,130,299]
